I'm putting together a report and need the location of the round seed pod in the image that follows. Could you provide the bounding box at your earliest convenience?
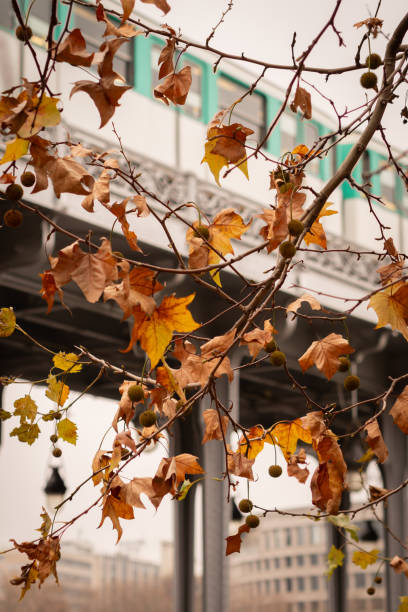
[360,71,378,90]
[238,499,253,513]
[245,514,260,528]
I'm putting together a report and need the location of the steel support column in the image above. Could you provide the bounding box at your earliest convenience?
[328,491,350,612]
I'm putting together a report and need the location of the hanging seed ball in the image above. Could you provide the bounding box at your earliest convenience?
[53,411,63,420]
[5,183,23,201]
[268,464,283,478]
[15,25,32,42]
[139,410,157,428]
[374,576,382,584]
[279,241,296,259]
[344,375,360,392]
[288,219,304,237]
[20,171,35,187]
[366,587,375,596]
[52,447,62,458]
[245,514,260,528]
[265,339,278,353]
[49,434,58,444]
[194,225,210,240]
[127,384,145,403]
[238,499,253,513]
[269,350,286,367]
[360,72,378,90]
[338,357,351,373]
[365,53,382,70]
[3,208,23,228]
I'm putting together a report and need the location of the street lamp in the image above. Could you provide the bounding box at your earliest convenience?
[44,466,66,511]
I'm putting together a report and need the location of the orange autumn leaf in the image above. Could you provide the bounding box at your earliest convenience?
[390,385,408,434]
[286,294,321,314]
[98,492,134,543]
[238,425,265,460]
[71,78,131,128]
[153,453,204,497]
[269,419,312,460]
[104,264,163,319]
[154,66,192,106]
[368,282,408,341]
[298,333,354,380]
[226,523,250,556]
[304,202,337,249]
[287,448,309,483]
[364,419,388,464]
[290,86,312,120]
[202,408,229,444]
[240,319,276,359]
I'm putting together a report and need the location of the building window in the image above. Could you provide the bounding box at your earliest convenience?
[285,556,292,568]
[310,554,318,565]
[297,576,305,591]
[74,5,134,84]
[373,599,384,610]
[285,528,292,546]
[274,557,280,569]
[296,526,304,546]
[296,555,304,566]
[310,576,319,590]
[265,559,270,570]
[274,579,280,593]
[355,573,365,588]
[217,75,265,143]
[285,578,293,592]
[280,112,297,155]
[274,531,280,548]
[297,603,305,612]
[310,524,321,545]
[379,164,397,210]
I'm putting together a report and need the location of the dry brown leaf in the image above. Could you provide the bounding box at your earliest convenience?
[202,408,229,444]
[369,282,408,342]
[81,168,110,212]
[390,556,408,578]
[390,385,408,434]
[98,492,134,543]
[114,429,137,454]
[140,0,170,13]
[55,29,95,66]
[227,451,254,480]
[92,449,111,485]
[122,477,158,509]
[240,319,276,359]
[287,448,309,483]
[158,36,175,79]
[71,78,131,128]
[287,294,321,314]
[364,419,388,463]
[298,333,354,380]
[225,523,250,556]
[154,66,192,105]
[153,453,204,497]
[377,261,403,286]
[290,86,312,119]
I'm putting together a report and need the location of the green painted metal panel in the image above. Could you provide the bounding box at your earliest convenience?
[134,35,152,97]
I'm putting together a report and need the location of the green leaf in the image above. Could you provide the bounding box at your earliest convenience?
[53,352,82,373]
[57,418,77,445]
[327,514,359,541]
[13,395,38,423]
[327,545,345,577]
[352,549,380,569]
[0,307,16,337]
[10,423,40,445]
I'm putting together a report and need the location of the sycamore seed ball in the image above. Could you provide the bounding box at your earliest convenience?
[288,219,304,237]
[127,384,145,403]
[367,587,375,596]
[279,241,296,259]
[344,375,360,392]
[245,514,260,528]
[5,183,23,201]
[374,576,382,584]
[50,434,58,444]
[21,171,35,187]
[53,411,62,420]
[360,71,378,90]
[338,357,351,373]
[365,53,382,70]
[139,410,157,428]
[194,225,210,240]
[269,350,286,367]
[52,448,62,458]
[15,25,32,42]
[268,464,282,478]
[238,499,253,513]
[265,339,278,353]
[3,209,23,228]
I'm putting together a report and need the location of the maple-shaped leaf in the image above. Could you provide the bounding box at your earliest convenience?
[98,491,134,543]
[304,202,337,250]
[17,95,61,139]
[353,549,380,569]
[0,307,16,337]
[290,86,312,120]
[81,168,111,212]
[53,352,82,373]
[398,596,408,612]
[123,294,200,368]
[104,264,161,318]
[10,423,40,445]
[55,29,95,66]
[238,425,265,460]
[13,395,38,423]
[122,477,161,509]
[287,448,309,483]
[153,453,204,497]
[327,514,359,541]
[390,385,408,434]
[364,419,388,463]
[92,450,111,486]
[39,271,65,314]
[71,78,131,128]
[114,429,137,454]
[154,66,192,106]
[368,282,408,342]
[240,319,276,359]
[377,261,403,286]
[46,375,69,407]
[202,408,229,444]
[105,198,142,251]
[287,294,321,314]
[12,536,60,588]
[227,450,254,480]
[226,523,250,556]
[96,4,141,38]
[57,418,78,445]
[269,419,312,460]
[298,333,354,380]
[327,545,344,577]
[30,146,95,198]
[0,137,29,164]
[186,208,250,286]
[140,0,170,13]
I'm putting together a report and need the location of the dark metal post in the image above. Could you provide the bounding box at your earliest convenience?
[328,490,350,612]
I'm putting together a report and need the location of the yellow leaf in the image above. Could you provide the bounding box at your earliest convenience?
[398,596,408,611]
[57,418,78,445]
[368,282,408,341]
[0,307,16,337]
[269,419,312,460]
[202,140,228,186]
[46,375,69,407]
[53,351,82,373]
[0,138,29,164]
[352,549,380,569]
[36,507,52,539]
[17,96,61,138]
[238,425,265,460]
[10,422,40,445]
[327,545,344,577]
[13,395,38,423]
[304,202,337,249]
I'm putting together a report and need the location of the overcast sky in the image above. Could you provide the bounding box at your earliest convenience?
[0,0,402,565]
